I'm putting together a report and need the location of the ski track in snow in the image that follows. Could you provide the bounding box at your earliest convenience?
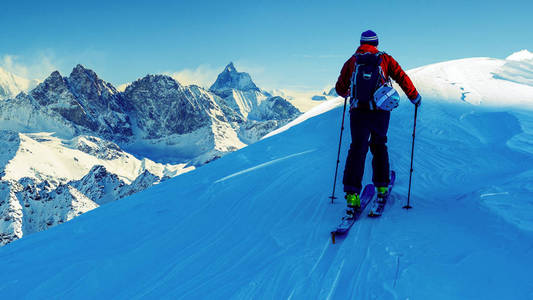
[325,258,345,300]
[480,192,510,198]
[214,149,315,183]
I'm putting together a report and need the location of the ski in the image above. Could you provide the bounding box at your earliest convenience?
[331,184,375,243]
[368,170,396,217]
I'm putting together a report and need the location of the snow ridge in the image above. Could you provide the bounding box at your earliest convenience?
[506,49,533,61]
[407,54,533,108]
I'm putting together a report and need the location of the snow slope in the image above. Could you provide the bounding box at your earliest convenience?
[0,131,195,245]
[1,132,191,184]
[0,92,532,298]
[408,51,533,109]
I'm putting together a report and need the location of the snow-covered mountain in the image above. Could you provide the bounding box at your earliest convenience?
[121,74,249,163]
[0,64,301,162]
[210,62,261,98]
[1,51,532,297]
[0,63,301,245]
[0,130,192,245]
[0,65,131,140]
[210,62,301,143]
[0,66,39,100]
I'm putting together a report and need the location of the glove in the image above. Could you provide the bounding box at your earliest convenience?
[410,94,421,107]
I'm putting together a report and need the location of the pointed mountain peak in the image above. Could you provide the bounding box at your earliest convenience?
[36,70,66,88]
[210,62,260,95]
[70,64,98,80]
[225,62,237,73]
[73,64,88,71]
[140,74,181,86]
[125,74,181,94]
[49,70,63,79]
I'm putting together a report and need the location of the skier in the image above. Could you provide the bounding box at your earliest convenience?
[335,30,421,210]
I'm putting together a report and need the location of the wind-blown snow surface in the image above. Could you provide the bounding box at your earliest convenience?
[408,54,533,109]
[1,94,532,298]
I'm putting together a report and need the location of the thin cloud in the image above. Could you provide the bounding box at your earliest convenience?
[165,64,222,88]
[0,53,58,81]
[165,62,268,89]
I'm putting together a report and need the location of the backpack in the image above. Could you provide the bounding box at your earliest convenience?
[350,52,397,111]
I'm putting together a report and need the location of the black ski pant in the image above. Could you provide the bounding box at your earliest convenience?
[343,109,390,194]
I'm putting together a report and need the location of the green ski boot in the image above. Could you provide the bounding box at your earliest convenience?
[377,186,389,203]
[345,192,361,209]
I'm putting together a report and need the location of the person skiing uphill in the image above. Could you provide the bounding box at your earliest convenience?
[335,30,421,209]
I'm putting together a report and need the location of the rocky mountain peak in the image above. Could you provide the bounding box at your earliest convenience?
[209,62,260,97]
[49,70,62,78]
[122,74,213,138]
[67,64,120,102]
[30,71,71,106]
[45,71,65,85]
[69,64,100,86]
[28,66,132,138]
[71,64,96,76]
[225,62,237,73]
[126,74,182,93]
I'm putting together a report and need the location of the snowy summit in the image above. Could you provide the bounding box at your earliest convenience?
[0,67,39,100]
[210,62,261,98]
[506,49,533,61]
[407,51,533,108]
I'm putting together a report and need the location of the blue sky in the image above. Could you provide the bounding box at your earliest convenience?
[1,0,532,91]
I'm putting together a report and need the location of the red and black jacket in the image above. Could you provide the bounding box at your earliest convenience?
[335,44,419,102]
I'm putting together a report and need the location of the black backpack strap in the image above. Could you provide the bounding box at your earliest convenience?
[350,62,360,110]
[375,52,391,87]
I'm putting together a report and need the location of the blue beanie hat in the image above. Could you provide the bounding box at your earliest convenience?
[360,30,378,46]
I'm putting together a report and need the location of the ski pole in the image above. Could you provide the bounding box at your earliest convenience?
[329,97,348,203]
[404,104,418,209]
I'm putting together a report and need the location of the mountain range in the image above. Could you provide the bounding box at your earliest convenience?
[0,63,301,162]
[0,63,301,245]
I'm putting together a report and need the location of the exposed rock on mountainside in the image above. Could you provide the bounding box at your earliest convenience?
[0,62,301,245]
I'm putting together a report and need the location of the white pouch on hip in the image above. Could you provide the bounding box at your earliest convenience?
[374,85,400,111]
